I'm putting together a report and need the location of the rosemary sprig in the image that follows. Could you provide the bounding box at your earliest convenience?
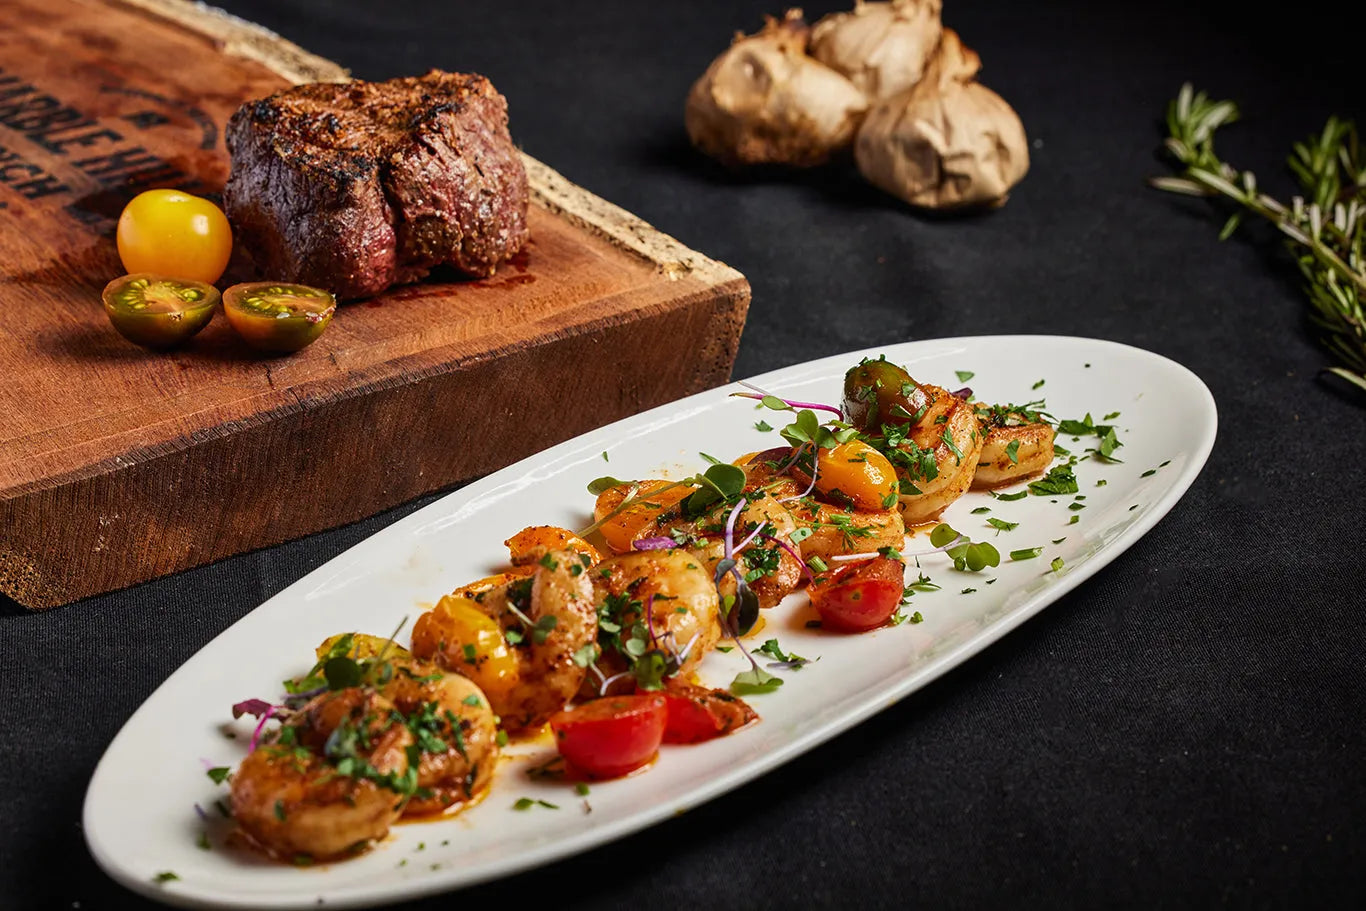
[1152,83,1366,395]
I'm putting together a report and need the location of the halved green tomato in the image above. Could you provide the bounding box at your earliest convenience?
[101,273,219,349]
[223,282,336,354]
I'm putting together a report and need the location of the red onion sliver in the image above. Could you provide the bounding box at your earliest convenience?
[951,387,973,400]
[632,536,676,551]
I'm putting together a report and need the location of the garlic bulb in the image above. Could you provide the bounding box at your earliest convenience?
[810,0,944,101]
[685,9,869,168]
[854,29,1029,209]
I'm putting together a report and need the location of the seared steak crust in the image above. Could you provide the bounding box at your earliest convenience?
[224,71,529,300]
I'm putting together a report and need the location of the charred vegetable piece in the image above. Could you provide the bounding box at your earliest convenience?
[101,273,219,349]
[223,282,336,354]
[842,357,932,431]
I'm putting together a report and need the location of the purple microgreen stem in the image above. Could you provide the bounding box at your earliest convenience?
[248,705,276,752]
[723,498,748,560]
[732,520,769,554]
[759,533,812,583]
[734,381,843,418]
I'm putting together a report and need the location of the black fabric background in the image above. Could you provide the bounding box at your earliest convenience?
[3,1,1364,908]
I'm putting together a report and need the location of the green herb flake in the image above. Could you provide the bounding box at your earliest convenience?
[1096,479,1108,487]
[1032,378,1045,390]
[575,783,591,796]
[1010,547,1043,561]
[196,832,211,851]
[755,420,773,432]
[955,370,975,383]
[1050,557,1065,572]
[462,643,477,663]
[206,767,231,785]
[1005,439,1021,465]
[153,871,180,884]
[496,730,509,747]
[1141,469,1157,477]
[909,611,924,623]
[961,587,977,594]
[987,517,1019,532]
[992,489,1029,501]
[971,506,991,514]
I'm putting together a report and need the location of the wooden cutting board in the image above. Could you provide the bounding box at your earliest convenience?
[0,0,750,609]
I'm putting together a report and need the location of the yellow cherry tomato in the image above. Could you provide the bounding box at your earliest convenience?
[411,595,520,708]
[814,439,899,511]
[116,189,232,284]
[592,480,692,554]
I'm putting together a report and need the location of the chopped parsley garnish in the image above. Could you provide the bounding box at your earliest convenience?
[1029,463,1079,496]
[755,638,813,669]
[955,370,975,383]
[1009,547,1043,561]
[1050,557,1066,573]
[1032,378,1045,389]
[755,420,773,432]
[1005,439,1021,464]
[986,518,1019,533]
[971,506,991,514]
[206,767,230,785]
[153,871,179,884]
[513,798,559,810]
[992,489,1028,501]
[575,783,591,796]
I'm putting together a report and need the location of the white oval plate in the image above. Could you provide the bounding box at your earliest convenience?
[85,336,1217,909]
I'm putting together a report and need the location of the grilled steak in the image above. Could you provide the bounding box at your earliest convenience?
[223,71,529,300]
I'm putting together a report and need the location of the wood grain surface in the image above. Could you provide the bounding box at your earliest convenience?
[0,0,750,608]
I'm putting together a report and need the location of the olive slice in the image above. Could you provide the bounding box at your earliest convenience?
[101,273,220,350]
[222,282,336,354]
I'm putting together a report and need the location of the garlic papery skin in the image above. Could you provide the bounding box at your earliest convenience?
[686,9,870,168]
[810,0,944,101]
[854,29,1028,209]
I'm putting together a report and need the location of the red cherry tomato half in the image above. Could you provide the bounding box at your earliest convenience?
[808,555,905,632]
[661,680,759,744]
[549,694,667,779]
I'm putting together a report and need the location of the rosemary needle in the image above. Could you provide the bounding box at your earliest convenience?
[1151,83,1366,396]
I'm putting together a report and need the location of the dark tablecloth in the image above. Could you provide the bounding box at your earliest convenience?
[3,1,1364,908]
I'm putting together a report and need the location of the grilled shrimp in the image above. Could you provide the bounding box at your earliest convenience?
[413,548,596,732]
[582,549,723,697]
[892,384,984,525]
[230,689,412,861]
[971,407,1055,489]
[682,492,805,609]
[380,661,499,816]
[738,447,906,564]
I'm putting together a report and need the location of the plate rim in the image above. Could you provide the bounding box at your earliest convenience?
[83,334,1218,909]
